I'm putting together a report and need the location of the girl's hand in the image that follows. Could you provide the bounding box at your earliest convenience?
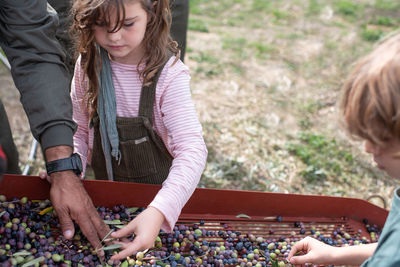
[110,206,165,261]
[287,236,336,266]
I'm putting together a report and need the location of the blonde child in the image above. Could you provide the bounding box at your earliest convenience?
[70,0,207,260]
[287,33,400,266]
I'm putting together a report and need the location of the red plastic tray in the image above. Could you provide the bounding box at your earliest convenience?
[0,174,389,241]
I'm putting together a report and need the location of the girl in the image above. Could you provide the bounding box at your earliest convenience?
[70,0,207,260]
[287,33,400,266]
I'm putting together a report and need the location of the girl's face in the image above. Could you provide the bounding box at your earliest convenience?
[94,1,148,65]
[365,138,400,179]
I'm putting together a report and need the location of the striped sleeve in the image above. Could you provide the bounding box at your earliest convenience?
[70,56,90,176]
[148,60,208,232]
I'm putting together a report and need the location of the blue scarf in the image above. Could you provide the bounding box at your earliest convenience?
[97,47,120,180]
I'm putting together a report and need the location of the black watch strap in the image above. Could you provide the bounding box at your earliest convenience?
[46,153,82,176]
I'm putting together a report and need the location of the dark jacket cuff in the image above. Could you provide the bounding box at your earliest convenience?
[40,125,74,152]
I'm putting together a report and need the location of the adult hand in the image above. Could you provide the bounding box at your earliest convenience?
[110,206,165,261]
[49,170,110,252]
[39,170,83,182]
[287,236,336,266]
[44,146,110,253]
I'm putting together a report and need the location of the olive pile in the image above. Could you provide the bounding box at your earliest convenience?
[0,195,381,267]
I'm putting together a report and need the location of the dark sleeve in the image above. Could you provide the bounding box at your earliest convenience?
[0,0,77,152]
[47,0,75,76]
[361,195,400,267]
[170,0,189,62]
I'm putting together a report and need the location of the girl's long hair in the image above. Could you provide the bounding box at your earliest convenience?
[71,0,178,119]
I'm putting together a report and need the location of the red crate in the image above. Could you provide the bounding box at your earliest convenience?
[0,174,388,242]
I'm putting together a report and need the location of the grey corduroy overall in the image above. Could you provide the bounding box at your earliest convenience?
[91,64,173,184]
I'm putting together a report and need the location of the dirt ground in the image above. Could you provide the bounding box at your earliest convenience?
[1,0,399,211]
[0,63,42,173]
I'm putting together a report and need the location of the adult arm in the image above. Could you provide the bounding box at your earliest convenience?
[170,0,189,61]
[0,0,108,250]
[0,0,75,150]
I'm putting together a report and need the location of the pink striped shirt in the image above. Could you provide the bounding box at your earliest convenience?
[71,56,208,232]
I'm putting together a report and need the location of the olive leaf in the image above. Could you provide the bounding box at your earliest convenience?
[100,229,115,244]
[236,213,252,219]
[12,251,32,257]
[126,207,139,213]
[271,259,279,267]
[103,219,124,225]
[99,243,123,251]
[39,206,53,215]
[263,216,277,220]
[98,255,105,266]
[21,256,45,267]
[0,210,5,217]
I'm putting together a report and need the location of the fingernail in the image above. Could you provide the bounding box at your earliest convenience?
[64,230,73,239]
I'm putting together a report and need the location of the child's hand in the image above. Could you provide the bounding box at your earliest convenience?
[287,236,336,266]
[110,206,165,261]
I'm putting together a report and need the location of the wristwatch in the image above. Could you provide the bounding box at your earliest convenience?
[46,153,83,176]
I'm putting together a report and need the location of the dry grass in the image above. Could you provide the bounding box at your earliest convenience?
[1,0,399,209]
[187,0,400,208]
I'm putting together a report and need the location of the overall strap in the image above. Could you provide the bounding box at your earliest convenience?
[138,57,171,123]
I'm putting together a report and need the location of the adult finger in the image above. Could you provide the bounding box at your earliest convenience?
[87,206,109,257]
[90,207,111,241]
[54,206,75,239]
[77,212,102,251]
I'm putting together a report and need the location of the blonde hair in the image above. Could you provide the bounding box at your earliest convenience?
[340,33,400,147]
